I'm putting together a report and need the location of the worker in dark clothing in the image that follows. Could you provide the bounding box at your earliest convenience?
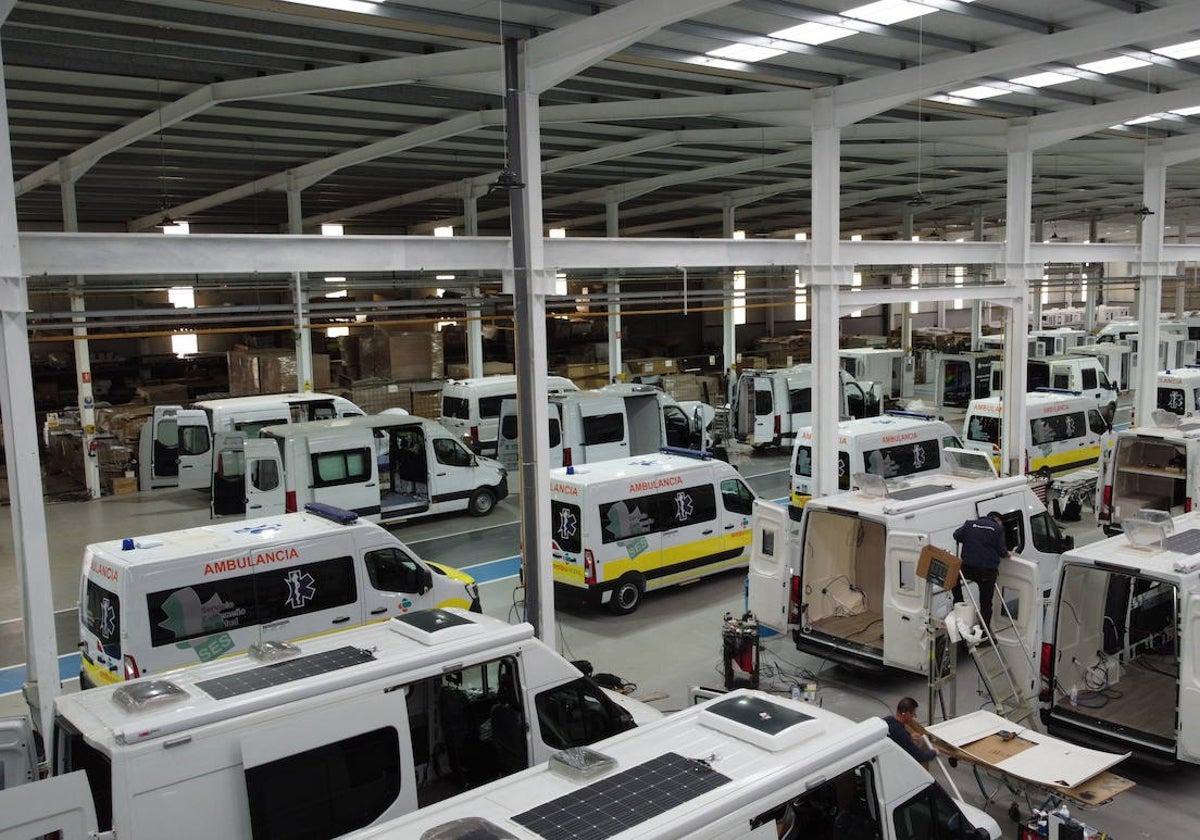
[952,511,1011,632]
[883,697,937,764]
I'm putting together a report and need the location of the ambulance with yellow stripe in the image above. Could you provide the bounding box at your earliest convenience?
[549,449,758,614]
[78,503,479,688]
[963,389,1112,477]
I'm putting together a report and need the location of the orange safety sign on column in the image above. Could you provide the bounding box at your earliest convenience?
[81,371,91,383]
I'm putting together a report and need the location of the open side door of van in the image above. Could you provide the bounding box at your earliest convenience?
[242,438,285,517]
[0,771,98,839]
[1179,591,1200,763]
[993,554,1043,710]
[140,405,204,490]
[882,531,928,673]
[746,500,791,632]
[176,409,213,491]
[211,431,248,516]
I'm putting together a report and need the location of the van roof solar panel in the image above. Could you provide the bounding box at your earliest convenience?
[195,646,375,700]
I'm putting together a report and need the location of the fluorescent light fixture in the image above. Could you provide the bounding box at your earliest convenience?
[1124,114,1163,125]
[706,43,786,62]
[326,326,350,338]
[1172,104,1200,116]
[555,271,567,296]
[1078,56,1149,75]
[1009,71,1075,88]
[324,276,346,283]
[794,232,807,241]
[171,334,198,357]
[436,274,455,281]
[549,228,566,238]
[771,21,853,46]
[846,0,935,26]
[320,223,344,236]
[168,287,195,309]
[325,289,348,299]
[733,269,746,326]
[733,230,746,240]
[850,234,863,241]
[433,225,454,237]
[161,221,190,235]
[1154,38,1200,60]
[949,85,1006,100]
[850,270,862,318]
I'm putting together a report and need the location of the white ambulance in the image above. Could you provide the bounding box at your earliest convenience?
[440,374,578,456]
[138,392,364,491]
[1043,511,1200,765]
[748,467,1074,680]
[549,450,758,614]
[730,365,880,448]
[788,412,963,511]
[78,503,478,687]
[340,689,1002,840]
[8,609,659,839]
[962,390,1111,477]
[1096,413,1200,536]
[1156,367,1200,417]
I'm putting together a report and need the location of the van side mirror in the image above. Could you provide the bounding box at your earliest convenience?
[1060,534,1075,552]
[420,567,433,595]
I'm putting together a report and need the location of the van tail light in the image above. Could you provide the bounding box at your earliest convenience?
[1038,643,1054,704]
[285,490,298,513]
[124,655,140,682]
[584,550,596,585]
[1099,485,1113,520]
[470,426,480,449]
[563,448,573,468]
[774,414,781,438]
[1188,497,1194,513]
[788,574,802,625]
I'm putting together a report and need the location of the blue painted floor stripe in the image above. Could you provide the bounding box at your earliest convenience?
[463,555,521,583]
[0,653,81,696]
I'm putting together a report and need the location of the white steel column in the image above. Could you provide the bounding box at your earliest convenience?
[506,39,555,648]
[606,198,622,383]
[900,213,914,353]
[1001,123,1033,477]
[463,188,484,379]
[1085,217,1099,333]
[971,207,985,349]
[286,185,315,391]
[810,91,843,500]
[1135,142,1167,423]
[0,38,60,739]
[721,203,737,386]
[61,174,101,498]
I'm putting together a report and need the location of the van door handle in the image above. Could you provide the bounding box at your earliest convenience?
[332,616,352,624]
[369,607,388,616]
[263,619,290,630]
[724,524,736,530]
[551,552,563,559]
[702,529,714,535]
[436,472,447,476]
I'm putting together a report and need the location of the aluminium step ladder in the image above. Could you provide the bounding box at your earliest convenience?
[959,583,1038,730]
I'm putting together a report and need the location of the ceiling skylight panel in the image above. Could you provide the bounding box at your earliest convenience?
[1009,71,1075,88]
[771,21,854,45]
[1077,56,1150,75]
[845,0,936,26]
[1153,38,1200,60]
[706,43,786,62]
[1172,104,1200,116]
[948,85,1006,100]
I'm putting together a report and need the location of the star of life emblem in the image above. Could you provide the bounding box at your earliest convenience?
[100,597,116,638]
[674,491,694,521]
[557,506,578,542]
[284,569,317,609]
[912,444,926,469]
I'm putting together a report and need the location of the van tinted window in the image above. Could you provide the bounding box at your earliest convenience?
[312,448,371,486]
[434,438,473,467]
[479,394,513,419]
[582,412,624,445]
[967,414,1000,445]
[552,500,582,553]
[245,727,401,840]
[754,389,773,415]
[598,483,717,543]
[442,396,469,419]
[145,556,357,647]
[788,387,811,414]
[235,417,289,438]
[1082,367,1098,390]
[179,424,211,456]
[82,578,120,658]
[535,677,635,750]
[365,547,425,593]
[863,439,941,479]
[1087,409,1108,435]
[251,457,280,491]
[795,446,850,490]
[1030,411,1087,445]
[1159,387,1189,414]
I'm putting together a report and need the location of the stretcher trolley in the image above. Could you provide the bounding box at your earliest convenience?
[924,711,1133,838]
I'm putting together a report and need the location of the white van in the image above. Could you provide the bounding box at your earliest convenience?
[1156,367,1200,416]
[731,365,880,448]
[1043,512,1200,765]
[440,374,578,456]
[77,503,478,687]
[343,688,1003,840]
[838,347,906,399]
[748,469,1074,678]
[496,384,714,471]
[28,609,659,839]
[933,351,1000,409]
[1095,413,1200,536]
[549,451,758,614]
[962,390,1111,477]
[1025,356,1117,418]
[240,414,508,522]
[788,413,963,511]
[138,392,364,491]
[1068,342,1133,392]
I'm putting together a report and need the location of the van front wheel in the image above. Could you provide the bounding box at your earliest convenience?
[609,575,645,615]
[468,488,496,516]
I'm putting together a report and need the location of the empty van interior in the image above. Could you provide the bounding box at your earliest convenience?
[801,511,885,650]
[1053,564,1178,744]
[1113,439,1187,518]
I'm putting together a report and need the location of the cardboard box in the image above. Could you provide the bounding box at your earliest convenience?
[361,330,444,381]
[624,357,676,377]
[111,476,138,495]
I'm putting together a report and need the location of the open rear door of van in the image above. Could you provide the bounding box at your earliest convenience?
[176,409,213,490]
[746,500,791,632]
[883,531,927,673]
[578,396,629,461]
[0,771,97,839]
[993,554,1044,710]
[1180,591,1200,763]
[211,431,247,516]
[242,438,285,517]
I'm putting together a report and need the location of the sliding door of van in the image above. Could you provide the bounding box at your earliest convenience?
[242,438,285,517]
[309,430,378,516]
[578,397,628,461]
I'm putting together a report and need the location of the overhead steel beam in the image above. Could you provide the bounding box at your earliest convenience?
[840,282,1022,313]
[1029,84,1200,150]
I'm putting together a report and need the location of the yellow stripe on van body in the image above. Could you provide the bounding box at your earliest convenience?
[81,657,120,687]
[1029,443,1101,475]
[427,560,477,585]
[600,530,751,591]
